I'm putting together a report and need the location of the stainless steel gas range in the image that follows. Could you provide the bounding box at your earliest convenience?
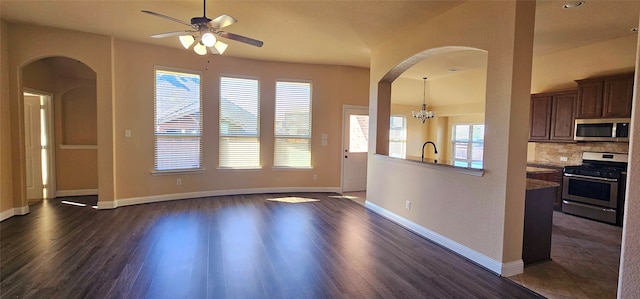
[562,151,628,226]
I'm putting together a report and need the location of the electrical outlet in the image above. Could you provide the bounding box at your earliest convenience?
[405,200,411,210]
[124,129,132,138]
[560,156,568,162]
[176,178,182,185]
[313,175,318,180]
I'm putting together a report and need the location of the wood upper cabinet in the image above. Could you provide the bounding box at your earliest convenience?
[529,95,552,141]
[576,73,634,119]
[550,92,577,141]
[529,90,576,142]
[603,76,634,118]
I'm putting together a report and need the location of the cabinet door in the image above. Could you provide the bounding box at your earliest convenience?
[550,92,576,141]
[576,81,603,118]
[529,95,552,141]
[603,76,633,118]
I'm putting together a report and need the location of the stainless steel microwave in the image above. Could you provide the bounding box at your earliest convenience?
[574,118,630,142]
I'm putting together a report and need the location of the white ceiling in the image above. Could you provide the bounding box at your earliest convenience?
[2,0,639,106]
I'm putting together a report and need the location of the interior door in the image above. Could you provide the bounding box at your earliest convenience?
[342,106,369,192]
[24,95,44,200]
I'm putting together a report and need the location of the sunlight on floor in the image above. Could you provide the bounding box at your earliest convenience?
[266,197,320,204]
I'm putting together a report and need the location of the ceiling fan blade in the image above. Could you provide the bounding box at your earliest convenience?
[150,30,196,38]
[208,14,237,29]
[141,10,193,28]
[218,31,264,47]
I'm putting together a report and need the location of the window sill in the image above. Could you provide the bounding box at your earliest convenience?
[151,168,205,175]
[271,167,313,171]
[217,167,262,172]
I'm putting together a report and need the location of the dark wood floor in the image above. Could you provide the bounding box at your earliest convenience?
[1,193,542,298]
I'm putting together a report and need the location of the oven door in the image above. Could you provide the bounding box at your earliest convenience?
[562,174,618,208]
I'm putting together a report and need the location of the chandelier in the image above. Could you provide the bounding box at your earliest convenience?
[412,77,434,123]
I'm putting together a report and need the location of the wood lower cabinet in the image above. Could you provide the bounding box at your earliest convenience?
[527,166,563,211]
[529,90,576,142]
[576,73,634,119]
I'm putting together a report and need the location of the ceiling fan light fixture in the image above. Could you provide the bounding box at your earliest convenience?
[179,35,195,49]
[211,41,229,55]
[201,32,217,47]
[562,1,585,9]
[193,42,208,55]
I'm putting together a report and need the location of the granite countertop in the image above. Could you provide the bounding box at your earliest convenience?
[526,166,559,174]
[404,155,481,170]
[526,178,560,190]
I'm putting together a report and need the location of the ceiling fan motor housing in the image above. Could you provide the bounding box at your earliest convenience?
[191,16,212,25]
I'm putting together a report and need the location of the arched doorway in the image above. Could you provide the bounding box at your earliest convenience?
[21,56,98,207]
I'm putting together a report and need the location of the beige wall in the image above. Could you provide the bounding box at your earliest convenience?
[531,35,637,94]
[112,39,369,200]
[368,0,535,270]
[1,20,14,215]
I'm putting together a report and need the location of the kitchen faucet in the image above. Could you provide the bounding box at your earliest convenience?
[422,141,438,161]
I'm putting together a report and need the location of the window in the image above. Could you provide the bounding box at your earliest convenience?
[452,124,484,169]
[219,77,260,168]
[274,81,312,168]
[389,115,407,158]
[154,68,202,171]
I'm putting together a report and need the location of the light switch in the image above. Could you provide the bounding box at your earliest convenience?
[125,130,132,138]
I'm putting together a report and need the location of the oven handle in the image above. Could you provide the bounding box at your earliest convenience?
[563,173,618,182]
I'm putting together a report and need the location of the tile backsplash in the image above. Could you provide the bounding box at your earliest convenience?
[528,142,629,166]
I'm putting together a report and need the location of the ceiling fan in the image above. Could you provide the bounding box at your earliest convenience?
[142,0,263,55]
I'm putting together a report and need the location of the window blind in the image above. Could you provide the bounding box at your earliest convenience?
[219,77,260,168]
[154,68,202,171]
[274,81,312,168]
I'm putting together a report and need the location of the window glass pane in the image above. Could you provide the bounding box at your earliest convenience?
[220,77,259,136]
[220,77,260,168]
[155,137,201,170]
[389,116,406,158]
[454,125,470,142]
[274,81,312,168]
[471,143,484,161]
[275,82,311,137]
[219,137,260,168]
[453,142,468,159]
[154,69,202,171]
[349,115,369,153]
[472,125,485,142]
[274,138,311,167]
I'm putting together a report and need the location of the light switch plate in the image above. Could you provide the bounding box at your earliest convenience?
[560,156,568,162]
[125,129,132,138]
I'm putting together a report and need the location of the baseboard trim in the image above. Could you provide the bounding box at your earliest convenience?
[364,201,523,276]
[56,189,98,197]
[97,187,341,210]
[0,206,30,222]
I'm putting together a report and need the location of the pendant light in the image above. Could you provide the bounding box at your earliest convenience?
[412,77,434,123]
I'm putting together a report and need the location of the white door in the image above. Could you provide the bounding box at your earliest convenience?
[24,95,44,200]
[342,106,369,192]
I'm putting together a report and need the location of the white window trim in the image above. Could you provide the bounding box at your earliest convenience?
[389,115,407,159]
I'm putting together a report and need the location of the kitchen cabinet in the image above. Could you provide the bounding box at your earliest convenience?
[529,90,577,142]
[575,73,634,119]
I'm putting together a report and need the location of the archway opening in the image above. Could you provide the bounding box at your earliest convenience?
[21,56,98,208]
[377,46,488,169]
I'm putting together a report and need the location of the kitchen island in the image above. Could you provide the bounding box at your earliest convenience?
[523,178,559,265]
